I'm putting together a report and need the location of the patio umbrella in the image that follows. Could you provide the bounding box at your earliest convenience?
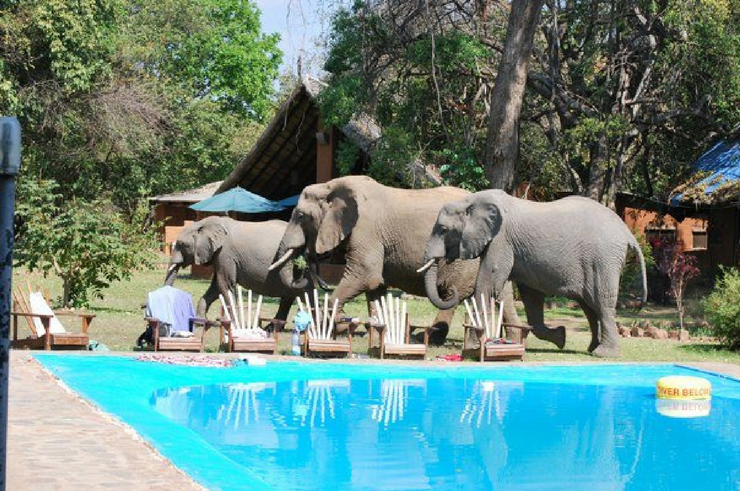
[276,194,300,208]
[190,186,285,213]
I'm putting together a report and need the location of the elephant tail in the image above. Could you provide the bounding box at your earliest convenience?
[630,237,648,311]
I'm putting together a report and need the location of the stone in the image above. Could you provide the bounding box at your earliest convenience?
[678,330,690,341]
[631,327,645,338]
[639,320,651,329]
[668,331,679,340]
[653,328,669,340]
[618,325,631,338]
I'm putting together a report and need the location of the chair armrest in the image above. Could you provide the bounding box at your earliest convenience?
[11,312,53,320]
[54,311,96,319]
[369,322,386,334]
[502,323,532,331]
[463,324,486,336]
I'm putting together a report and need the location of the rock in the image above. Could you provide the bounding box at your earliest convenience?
[631,327,645,338]
[639,320,651,329]
[400,293,416,300]
[653,328,669,340]
[659,321,673,330]
[678,330,690,341]
[618,325,631,338]
[668,331,679,340]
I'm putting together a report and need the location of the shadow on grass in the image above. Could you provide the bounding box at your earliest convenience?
[678,343,733,355]
[525,347,588,356]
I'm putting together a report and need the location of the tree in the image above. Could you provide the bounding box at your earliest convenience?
[652,237,700,330]
[14,180,158,308]
[484,0,545,191]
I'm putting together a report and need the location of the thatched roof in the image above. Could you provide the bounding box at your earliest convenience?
[150,181,223,204]
[217,76,440,200]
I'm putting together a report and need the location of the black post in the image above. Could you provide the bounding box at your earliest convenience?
[0,117,21,491]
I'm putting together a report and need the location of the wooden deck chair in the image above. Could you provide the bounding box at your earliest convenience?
[217,287,279,354]
[296,290,352,357]
[368,294,430,359]
[144,286,213,352]
[462,295,527,361]
[11,285,94,351]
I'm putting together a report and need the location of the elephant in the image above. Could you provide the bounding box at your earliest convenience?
[422,190,647,357]
[268,175,522,345]
[165,216,311,321]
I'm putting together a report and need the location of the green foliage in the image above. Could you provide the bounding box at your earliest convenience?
[438,148,488,191]
[15,180,158,308]
[1,0,279,213]
[703,267,740,350]
[335,139,360,176]
[620,232,655,301]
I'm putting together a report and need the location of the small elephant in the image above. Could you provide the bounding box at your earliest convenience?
[269,176,523,345]
[423,190,647,357]
[165,216,311,320]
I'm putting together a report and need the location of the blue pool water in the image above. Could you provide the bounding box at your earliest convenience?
[36,356,740,491]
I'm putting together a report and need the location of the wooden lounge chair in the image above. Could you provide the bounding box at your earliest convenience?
[462,295,527,362]
[296,290,352,358]
[369,294,430,359]
[12,285,95,351]
[217,287,281,354]
[144,286,213,352]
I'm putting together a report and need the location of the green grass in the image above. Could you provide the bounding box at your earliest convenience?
[12,258,740,364]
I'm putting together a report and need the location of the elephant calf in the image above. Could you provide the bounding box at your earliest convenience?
[423,190,647,357]
[165,216,311,321]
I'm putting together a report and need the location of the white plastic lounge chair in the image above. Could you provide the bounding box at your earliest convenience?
[296,290,352,357]
[462,295,526,361]
[218,287,278,354]
[369,294,430,359]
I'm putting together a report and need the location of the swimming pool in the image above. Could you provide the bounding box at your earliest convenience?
[36,355,740,491]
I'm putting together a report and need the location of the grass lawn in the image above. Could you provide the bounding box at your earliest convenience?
[11,258,740,364]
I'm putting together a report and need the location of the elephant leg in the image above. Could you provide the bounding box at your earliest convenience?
[591,305,621,358]
[501,282,524,343]
[429,307,455,346]
[519,284,565,350]
[578,301,600,353]
[274,297,293,321]
[365,286,388,318]
[198,277,221,318]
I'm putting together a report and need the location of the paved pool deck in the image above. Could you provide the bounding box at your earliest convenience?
[7,351,740,490]
[7,352,205,491]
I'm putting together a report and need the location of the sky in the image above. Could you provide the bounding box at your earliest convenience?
[253,0,348,78]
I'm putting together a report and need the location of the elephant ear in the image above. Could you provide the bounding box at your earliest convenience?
[316,187,358,255]
[460,200,502,259]
[194,220,228,265]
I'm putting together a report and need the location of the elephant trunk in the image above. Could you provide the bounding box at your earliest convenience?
[164,262,181,286]
[424,260,458,310]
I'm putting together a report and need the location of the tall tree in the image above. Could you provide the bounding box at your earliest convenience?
[484,0,545,192]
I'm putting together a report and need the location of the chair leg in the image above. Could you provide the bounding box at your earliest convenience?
[43,318,51,351]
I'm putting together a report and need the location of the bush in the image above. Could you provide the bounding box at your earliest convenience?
[703,267,740,350]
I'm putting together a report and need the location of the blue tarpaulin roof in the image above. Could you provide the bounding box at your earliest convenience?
[671,138,740,205]
[190,187,286,213]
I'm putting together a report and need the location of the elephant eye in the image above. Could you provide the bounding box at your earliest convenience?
[439,225,447,233]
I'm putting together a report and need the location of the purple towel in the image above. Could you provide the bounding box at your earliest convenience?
[146,286,195,333]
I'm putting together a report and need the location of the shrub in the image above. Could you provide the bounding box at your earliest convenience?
[703,267,740,350]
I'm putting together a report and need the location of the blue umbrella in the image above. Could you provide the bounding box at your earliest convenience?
[190,187,285,213]
[276,194,300,207]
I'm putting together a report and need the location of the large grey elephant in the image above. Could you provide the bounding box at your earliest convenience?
[422,190,647,357]
[165,216,311,321]
[268,175,522,345]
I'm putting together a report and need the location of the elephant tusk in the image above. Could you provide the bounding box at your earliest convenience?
[416,259,435,273]
[167,263,178,274]
[269,249,294,271]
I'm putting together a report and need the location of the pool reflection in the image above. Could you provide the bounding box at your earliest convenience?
[151,378,739,491]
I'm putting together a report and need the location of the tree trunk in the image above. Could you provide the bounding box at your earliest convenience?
[585,134,609,202]
[484,0,545,191]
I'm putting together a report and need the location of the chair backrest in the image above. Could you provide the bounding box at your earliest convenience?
[219,286,263,332]
[464,295,504,340]
[373,294,408,345]
[295,289,338,340]
[146,286,196,333]
[26,291,66,337]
